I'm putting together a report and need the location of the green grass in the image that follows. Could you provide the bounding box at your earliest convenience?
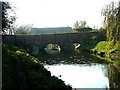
[91,41,120,64]
[2,44,72,90]
[91,41,118,55]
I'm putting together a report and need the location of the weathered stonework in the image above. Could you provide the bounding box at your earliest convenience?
[3,32,105,55]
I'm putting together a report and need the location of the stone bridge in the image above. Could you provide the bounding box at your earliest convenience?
[3,32,105,55]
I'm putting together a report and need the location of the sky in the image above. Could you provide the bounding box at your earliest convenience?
[7,0,119,28]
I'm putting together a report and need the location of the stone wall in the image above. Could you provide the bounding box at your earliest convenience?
[3,32,105,55]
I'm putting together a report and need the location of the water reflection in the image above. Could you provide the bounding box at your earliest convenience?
[108,64,120,90]
[45,63,109,89]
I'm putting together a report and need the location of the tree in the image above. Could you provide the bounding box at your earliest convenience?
[14,24,32,35]
[79,21,86,28]
[101,1,120,43]
[1,1,16,35]
[73,21,79,29]
[73,21,87,29]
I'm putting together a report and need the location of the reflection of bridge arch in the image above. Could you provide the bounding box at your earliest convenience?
[3,32,105,55]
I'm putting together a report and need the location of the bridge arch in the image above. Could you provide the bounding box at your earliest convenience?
[3,32,105,55]
[44,43,61,55]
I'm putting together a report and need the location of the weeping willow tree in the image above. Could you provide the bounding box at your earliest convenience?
[101,1,120,44]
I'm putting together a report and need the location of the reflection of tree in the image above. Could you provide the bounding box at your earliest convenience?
[108,64,120,89]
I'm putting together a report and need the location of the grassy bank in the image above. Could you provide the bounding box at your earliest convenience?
[2,44,72,90]
[91,41,120,64]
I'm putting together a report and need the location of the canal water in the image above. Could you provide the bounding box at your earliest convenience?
[45,64,109,89]
[38,53,120,89]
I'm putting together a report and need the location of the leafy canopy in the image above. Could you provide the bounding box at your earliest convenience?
[2,1,16,34]
[101,1,120,42]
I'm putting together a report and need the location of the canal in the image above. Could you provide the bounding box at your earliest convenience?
[37,53,120,89]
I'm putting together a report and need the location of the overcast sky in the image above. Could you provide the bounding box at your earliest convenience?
[8,0,119,28]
